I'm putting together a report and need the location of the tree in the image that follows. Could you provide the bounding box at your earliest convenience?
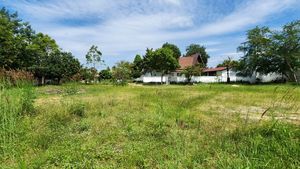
[237,26,273,77]
[185,44,210,66]
[132,54,143,78]
[86,45,103,68]
[181,65,203,83]
[86,45,103,82]
[112,61,132,85]
[271,20,300,83]
[237,21,300,83]
[143,47,179,84]
[0,8,36,69]
[99,67,112,80]
[48,52,81,84]
[218,57,239,83]
[0,8,82,85]
[162,42,181,59]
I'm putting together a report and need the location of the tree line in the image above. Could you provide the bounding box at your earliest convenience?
[0,8,81,84]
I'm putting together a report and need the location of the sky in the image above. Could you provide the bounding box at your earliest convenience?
[1,0,300,69]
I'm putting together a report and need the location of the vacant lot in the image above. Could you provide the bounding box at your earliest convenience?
[1,83,300,168]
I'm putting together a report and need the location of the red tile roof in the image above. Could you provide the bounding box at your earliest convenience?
[203,67,227,72]
[178,53,200,70]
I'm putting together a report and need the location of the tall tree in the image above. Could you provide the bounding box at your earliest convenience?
[238,21,300,83]
[185,44,210,66]
[86,45,103,69]
[162,42,181,59]
[271,20,300,83]
[237,26,273,76]
[86,45,103,82]
[143,48,179,84]
[217,57,239,83]
[132,54,143,78]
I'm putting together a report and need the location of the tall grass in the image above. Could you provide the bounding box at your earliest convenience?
[0,79,35,161]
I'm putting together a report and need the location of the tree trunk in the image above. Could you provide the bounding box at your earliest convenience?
[226,67,230,83]
[42,76,45,85]
[286,59,298,83]
[161,74,164,85]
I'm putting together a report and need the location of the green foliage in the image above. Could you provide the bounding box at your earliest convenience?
[238,20,300,82]
[112,61,132,85]
[181,65,203,83]
[185,44,210,66]
[99,67,112,80]
[131,55,143,79]
[0,8,81,84]
[238,26,273,76]
[80,67,96,84]
[217,57,239,69]
[271,20,300,82]
[218,57,240,83]
[162,42,182,59]
[143,47,179,83]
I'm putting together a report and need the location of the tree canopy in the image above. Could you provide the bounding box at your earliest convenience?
[185,44,210,66]
[238,20,300,82]
[86,45,103,68]
[132,54,143,79]
[162,42,181,59]
[0,7,82,84]
[143,47,179,83]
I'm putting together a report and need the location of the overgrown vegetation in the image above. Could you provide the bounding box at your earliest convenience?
[0,83,299,168]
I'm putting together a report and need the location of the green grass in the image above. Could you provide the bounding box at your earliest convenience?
[1,83,299,168]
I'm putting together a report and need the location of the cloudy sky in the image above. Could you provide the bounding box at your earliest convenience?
[1,0,300,68]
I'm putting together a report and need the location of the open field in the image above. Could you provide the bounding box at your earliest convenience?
[1,83,300,168]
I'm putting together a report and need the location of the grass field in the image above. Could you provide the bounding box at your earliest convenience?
[1,83,300,168]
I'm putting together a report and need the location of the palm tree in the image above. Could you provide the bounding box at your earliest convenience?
[218,57,239,83]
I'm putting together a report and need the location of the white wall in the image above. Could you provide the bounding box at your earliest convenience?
[140,70,285,83]
[142,76,167,83]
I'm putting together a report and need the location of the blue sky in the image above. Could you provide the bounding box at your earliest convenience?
[1,0,300,69]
